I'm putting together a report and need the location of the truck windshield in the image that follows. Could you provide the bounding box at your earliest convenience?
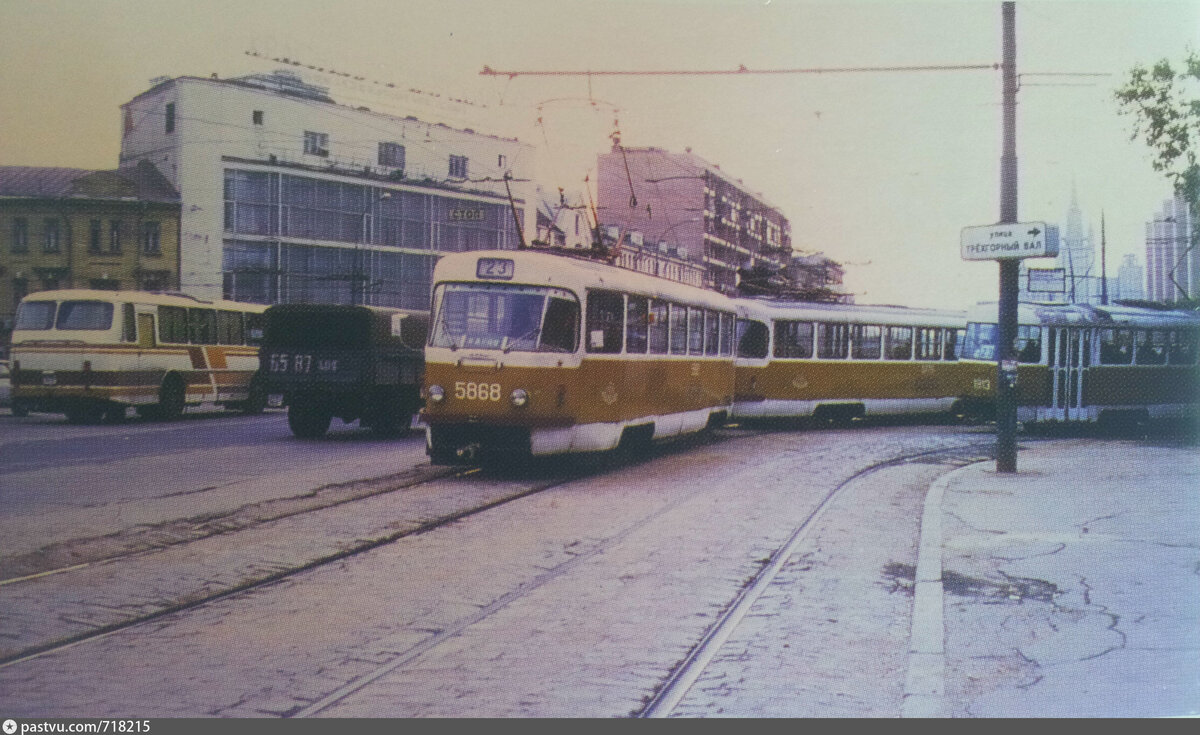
[429,283,579,353]
[264,309,372,349]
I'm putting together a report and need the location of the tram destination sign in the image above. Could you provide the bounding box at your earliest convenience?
[960,221,1059,261]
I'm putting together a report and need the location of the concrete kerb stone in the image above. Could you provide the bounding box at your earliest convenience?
[902,460,986,718]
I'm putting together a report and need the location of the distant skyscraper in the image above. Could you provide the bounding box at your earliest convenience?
[1145,197,1197,303]
[1056,184,1097,304]
[1116,253,1144,302]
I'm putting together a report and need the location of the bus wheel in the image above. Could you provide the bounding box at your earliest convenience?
[288,397,331,438]
[156,375,186,421]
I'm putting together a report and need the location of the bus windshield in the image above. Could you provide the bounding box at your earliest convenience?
[14,301,57,330]
[429,283,579,353]
[962,322,997,360]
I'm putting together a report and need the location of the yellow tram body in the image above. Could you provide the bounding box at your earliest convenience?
[421,250,736,463]
[958,301,1200,424]
[732,299,969,422]
[10,289,267,422]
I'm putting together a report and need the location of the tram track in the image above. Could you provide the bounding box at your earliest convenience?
[636,439,992,718]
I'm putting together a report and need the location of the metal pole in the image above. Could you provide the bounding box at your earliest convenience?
[996,1,1019,473]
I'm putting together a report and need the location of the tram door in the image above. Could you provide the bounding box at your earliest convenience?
[1049,327,1090,420]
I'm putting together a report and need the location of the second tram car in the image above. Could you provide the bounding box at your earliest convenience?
[732,299,968,423]
[957,301,1200,425]
[421,250,738,463]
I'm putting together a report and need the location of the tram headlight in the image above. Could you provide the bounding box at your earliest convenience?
[510,388,529,407]
[427,385,445,403]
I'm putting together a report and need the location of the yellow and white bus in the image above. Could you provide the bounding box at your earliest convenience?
[10,290,268,422]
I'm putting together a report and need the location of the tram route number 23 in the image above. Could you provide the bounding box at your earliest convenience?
[455,381,502,401]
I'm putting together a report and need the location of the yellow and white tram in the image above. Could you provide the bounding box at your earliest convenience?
[421,250,737,463]
[10,289,267,422]
[732,299,968,422]
[957,301,1200,425]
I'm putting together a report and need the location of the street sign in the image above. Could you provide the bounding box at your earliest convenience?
[1027,267,1065,293]
[961,221,1059,260]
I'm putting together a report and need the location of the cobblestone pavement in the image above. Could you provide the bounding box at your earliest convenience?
[0,425,982,717]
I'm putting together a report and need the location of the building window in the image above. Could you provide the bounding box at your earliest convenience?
[109,220,122,254]
[12,277,29,309]
[89,219,102,253]
[141,221,162,255]
[252,110,263,125]
[303,131,329,157]
[11,218,29,254]
[449,154,468,179]
[497,154,507,169]
[43,219,61,253]
[90,278,120,291]
[379,141,406,169]
[165,102,175,134]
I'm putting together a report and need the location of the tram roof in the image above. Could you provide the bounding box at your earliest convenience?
[967,300,1200,328]
[737,297,966,328]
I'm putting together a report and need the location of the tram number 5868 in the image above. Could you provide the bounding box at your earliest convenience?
[455,381,502,401]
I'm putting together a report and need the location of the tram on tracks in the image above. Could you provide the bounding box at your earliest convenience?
[731,299,969,423]
[10,289,268,422]
[956,300,1200,426]
[421,249,738,464]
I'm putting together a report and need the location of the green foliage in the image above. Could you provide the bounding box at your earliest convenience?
[1115,50,1200,204]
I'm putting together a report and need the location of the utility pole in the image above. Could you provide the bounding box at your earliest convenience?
[996,0,1019,473]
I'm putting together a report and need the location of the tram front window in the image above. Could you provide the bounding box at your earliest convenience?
[429,283,579,353]
[962,322,998,360]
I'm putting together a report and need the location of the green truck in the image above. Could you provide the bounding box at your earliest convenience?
[260,304,427,438]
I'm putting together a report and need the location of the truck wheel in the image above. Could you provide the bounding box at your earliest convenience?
[10,400,29,417]
[288,397,331,438]
[65,403,104,424]
[241,375,267,415]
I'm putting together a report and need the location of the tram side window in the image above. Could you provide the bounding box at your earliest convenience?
[687,307,705,355]
[585,290,623,354]
[1099,328,1133,365]
[122,303,137,343]
[626,296,649,354]
[851,324,881,360]
[916,327,943,361]
[944,328,963,361]
[669,303,689,355]
[1135,329,1167,365]
[1168,329,1198,365]
[884,326,913,360]
[817,322,849,359]
[648,299,669,355]
[736,319,769,359]
[158,306,188,343]
[719,312,734,356]
[1016,325,1042,363]
[188,308,218,345]
[775,320,814,359]
[217,310,245,345]
[704,310,721,356]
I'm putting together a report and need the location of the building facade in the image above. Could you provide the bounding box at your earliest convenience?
[597,145,791,294]
[118,70,534,309]
[1145,196,1197,303]
[0,162,180,339]
[1115,253,1145,302]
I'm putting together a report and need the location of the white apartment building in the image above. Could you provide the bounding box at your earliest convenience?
[1145,196,1197,303]
[119,70,534,308]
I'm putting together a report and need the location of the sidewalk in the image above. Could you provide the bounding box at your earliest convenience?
[905,436,1200,718]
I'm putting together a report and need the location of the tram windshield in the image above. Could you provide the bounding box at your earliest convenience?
[962,322,997,360]
[429,283,580,353]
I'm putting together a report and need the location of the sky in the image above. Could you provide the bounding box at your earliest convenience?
[1,0,1196,310]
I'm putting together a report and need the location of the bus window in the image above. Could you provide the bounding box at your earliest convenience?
[188,308,218,345]
[669,304,688,355]
[736,319,769,359]
[649,300,669,355]
[56,301,114,330]
[704,310,720,356]
[626,296,648,354]
[585,290,623,354]
[159,306,188,343]
[217,311,245,345]
[884,326,913,360]
[1099,328,1133,365]
[1016,325,1042,363]
[817,323,849,359]
[916,327,943,361]
[16,301,56,330]
[775,320,814,359]
[851,324,882,360]
[122,303,137,343]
